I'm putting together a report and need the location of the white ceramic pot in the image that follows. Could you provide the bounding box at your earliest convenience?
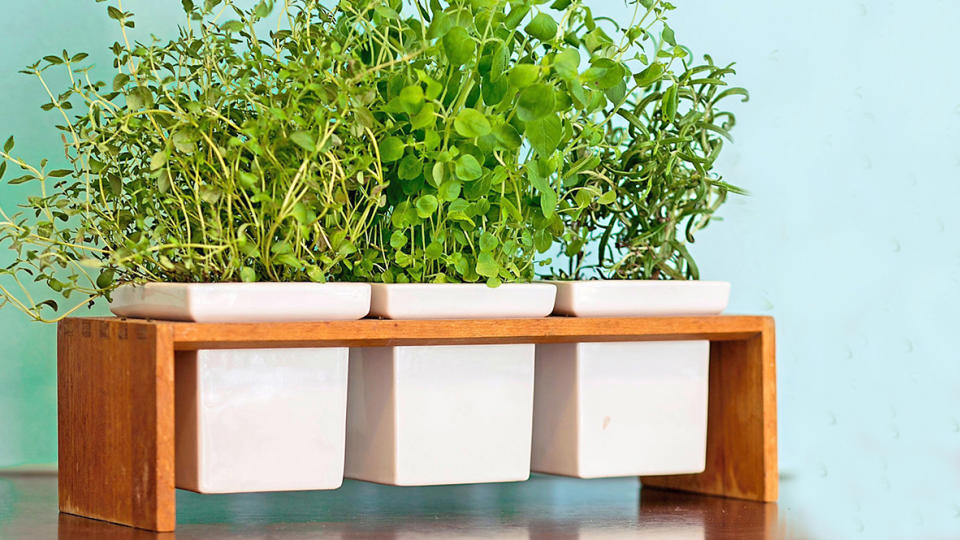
[110,282,371,493]
[345,283,556,485]
[532,280,729,478]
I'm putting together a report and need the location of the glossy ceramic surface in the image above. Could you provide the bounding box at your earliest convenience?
[345,344,535,486]
[532,341,710,478]
[109,282,371,322]
[368,283,556,320]
[551,281,730,317]
[176,348,349,493]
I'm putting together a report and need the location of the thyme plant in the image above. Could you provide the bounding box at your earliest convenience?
[0,0,388,320]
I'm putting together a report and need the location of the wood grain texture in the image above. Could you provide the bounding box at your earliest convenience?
[57,318,176,531]
[79,315,771,350]
[57,314,775,531]
[640,317,777,502]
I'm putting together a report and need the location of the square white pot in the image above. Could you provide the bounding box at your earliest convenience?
[345,344,534,485]
[176,347,348,493]
[552,279,730,317]
[368,282,557,319]
[346,283,554,486]
[533,280,728,479]
[532,340,709,478]
[110,282,371,493]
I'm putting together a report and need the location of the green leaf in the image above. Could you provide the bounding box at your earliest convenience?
[598,190,616,204]
[633,62,664,87]
[509,64,540,88]
[476,252,499,277]
[662,25,676,46]
[380,136,405,162]
[482,75,509,106]
[415,194,439,218]
[504,4,530,29]
[494,124,522,150]
[398,85,424,114]
[237,171,257,189]
[454,108,492,138]
[96,269,115,289]
[8,175,34,185]
[540,187,558,218]
[150,151,167,171]
[157,170,172,194]
[455,155,483,181]
[479,231,498,252]
[443,26,474,65]
[172,129,197,154]
[221,20,244,32]
[524,114,562,156]
[425,241,443,259]
[290,131,315,152]
[390,230,408,249]
[240,266,257,282]
[438,180,462,201]
[112,73,130,91]
[526,160,552,194]
[553,47,580,80]
[662,84,678,122]
[3,136,13,153]
[200,186,221,204]
[398,154,423,180]
[411,103,436,130]
[307,266,326,283]
[517,84,555,121]
[525,13,558,41]
[584,58,624,90]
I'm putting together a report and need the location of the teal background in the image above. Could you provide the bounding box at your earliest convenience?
[1,2,958,537]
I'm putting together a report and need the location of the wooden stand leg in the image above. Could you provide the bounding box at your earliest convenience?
[58,318,176,531]
[640,320,777,502]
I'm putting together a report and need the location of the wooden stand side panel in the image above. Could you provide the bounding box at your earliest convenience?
[57,318,176,531]
[641,321,777,502]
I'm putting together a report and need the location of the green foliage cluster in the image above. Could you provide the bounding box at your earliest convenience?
[556,53,748,280]
[0,0,389,320]
[0,0,747,321]
[337,0,647,285]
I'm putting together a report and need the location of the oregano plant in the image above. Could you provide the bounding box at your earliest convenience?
[336,0,655,286]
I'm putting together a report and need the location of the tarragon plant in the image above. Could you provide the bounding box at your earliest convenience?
[553,1,749,281]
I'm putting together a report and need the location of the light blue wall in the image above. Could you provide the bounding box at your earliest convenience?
[656,0,960,537]
[1,1,958,537]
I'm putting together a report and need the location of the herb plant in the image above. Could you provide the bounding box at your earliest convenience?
[0,0,389,320]
[554,3,748,281]
[336,0,653,286]
[0,0,748,323]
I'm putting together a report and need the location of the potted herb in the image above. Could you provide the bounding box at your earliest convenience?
[341,0,641,485]
[0,0,387,493]
[531,2,749,479]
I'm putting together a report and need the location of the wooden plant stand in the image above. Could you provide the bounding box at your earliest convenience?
[57,315,777,532]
